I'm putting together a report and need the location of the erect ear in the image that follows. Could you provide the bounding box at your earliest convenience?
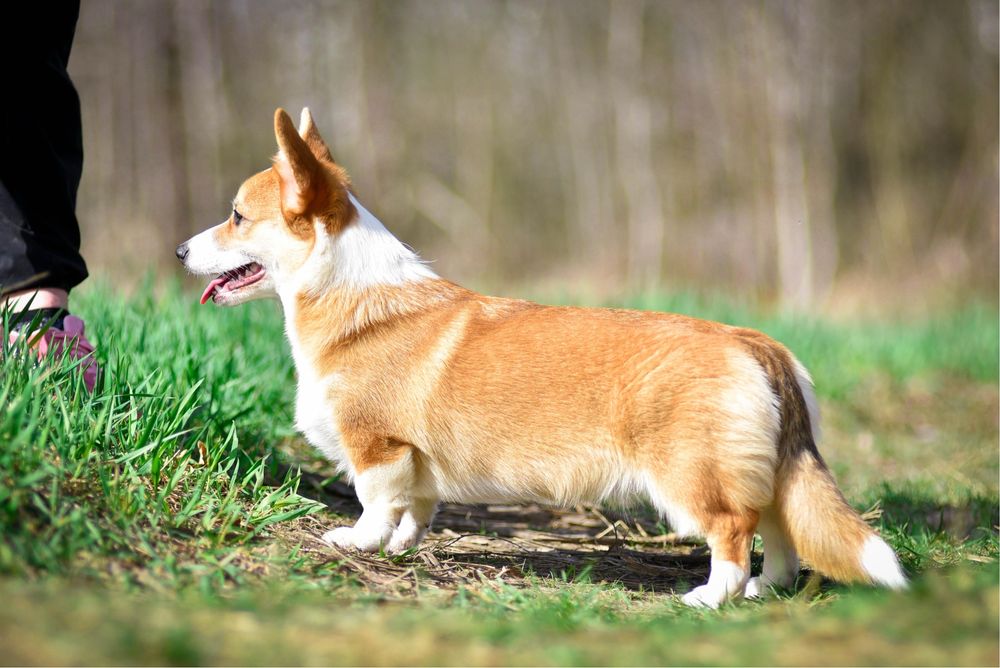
[297,107,334,163]
[273,108,320,216]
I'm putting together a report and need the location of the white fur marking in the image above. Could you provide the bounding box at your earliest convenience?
[324,456,417,553]
[329,193,438,290]
[181,222,250,275]
[353,455,416,506]
[756,515,799,591]
[745,532,799,599]
[294,372,350,477]
[744,577,764,599]
[683,559,748,608]
[861,535,908,589]
[386,498,438,553]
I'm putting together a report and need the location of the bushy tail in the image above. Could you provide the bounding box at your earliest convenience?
[741,331,907,589]
[775,447,907,588]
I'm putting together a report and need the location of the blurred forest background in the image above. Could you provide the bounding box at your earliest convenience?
[67,0,998,313]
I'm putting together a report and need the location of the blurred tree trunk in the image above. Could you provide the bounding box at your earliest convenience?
[762,4,814,310]
[552,6,616,277]
[609,0,665,289]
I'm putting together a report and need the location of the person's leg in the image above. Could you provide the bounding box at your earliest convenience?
[1,2,97,392]
[0,1,88,301]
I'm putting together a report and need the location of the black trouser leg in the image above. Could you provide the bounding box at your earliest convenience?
[0,1,88,296]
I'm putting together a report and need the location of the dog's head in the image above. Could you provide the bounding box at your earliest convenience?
[176,108,356,306]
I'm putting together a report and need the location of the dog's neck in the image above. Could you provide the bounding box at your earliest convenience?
[328,193,440,291]
[277,194,467,375]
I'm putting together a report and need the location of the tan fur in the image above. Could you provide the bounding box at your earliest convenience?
[178,108,905,605]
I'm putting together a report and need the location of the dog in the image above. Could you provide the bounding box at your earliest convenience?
[175,108,906,607]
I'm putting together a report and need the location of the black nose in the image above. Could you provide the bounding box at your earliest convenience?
[175,243,189,261]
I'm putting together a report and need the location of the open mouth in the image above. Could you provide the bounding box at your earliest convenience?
[200,262,266,304]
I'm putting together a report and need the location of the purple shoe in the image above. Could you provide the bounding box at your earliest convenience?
[7,313,99,392]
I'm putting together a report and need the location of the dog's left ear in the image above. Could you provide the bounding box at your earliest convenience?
[273,108,320,216]
[298,108,334,163]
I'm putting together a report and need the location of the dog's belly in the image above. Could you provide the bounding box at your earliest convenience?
[426,471,643,508]
[415,435,645,508]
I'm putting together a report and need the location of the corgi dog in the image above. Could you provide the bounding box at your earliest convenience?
[175,108,906,607]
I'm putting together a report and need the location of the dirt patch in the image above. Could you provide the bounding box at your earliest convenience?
[287,479,710,598]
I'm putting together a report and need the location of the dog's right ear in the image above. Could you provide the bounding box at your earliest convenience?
[273,108,320,217]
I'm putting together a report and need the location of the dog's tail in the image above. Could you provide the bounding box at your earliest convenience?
[744,334,908,588]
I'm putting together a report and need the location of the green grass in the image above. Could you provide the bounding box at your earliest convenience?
[0,278,320,585]
[0,566,996,665]
[0,279,997,665]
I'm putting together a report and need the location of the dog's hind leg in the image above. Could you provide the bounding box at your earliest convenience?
[681,510,758,608]
[745,509,799,598]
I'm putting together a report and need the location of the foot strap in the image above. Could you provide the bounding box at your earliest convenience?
[7,307,69,332]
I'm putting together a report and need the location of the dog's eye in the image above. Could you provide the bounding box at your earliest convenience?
[232,208,244,226]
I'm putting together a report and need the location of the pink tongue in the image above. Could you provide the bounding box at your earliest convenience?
[200,277,228,305]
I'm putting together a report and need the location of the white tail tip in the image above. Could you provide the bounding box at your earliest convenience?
[861,535,908,589]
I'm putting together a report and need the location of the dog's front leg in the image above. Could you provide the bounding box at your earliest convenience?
[386,497,438,553]
[322,441,417,553]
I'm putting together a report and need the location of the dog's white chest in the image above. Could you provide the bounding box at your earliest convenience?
[294,373,351,476]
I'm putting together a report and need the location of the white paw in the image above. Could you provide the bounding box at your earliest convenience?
[385,538,414,555]
[321,526,384,553]
[744,576,763,599]
[386,530,423,555]
[681,584,726,609]
[321,526,357,549]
